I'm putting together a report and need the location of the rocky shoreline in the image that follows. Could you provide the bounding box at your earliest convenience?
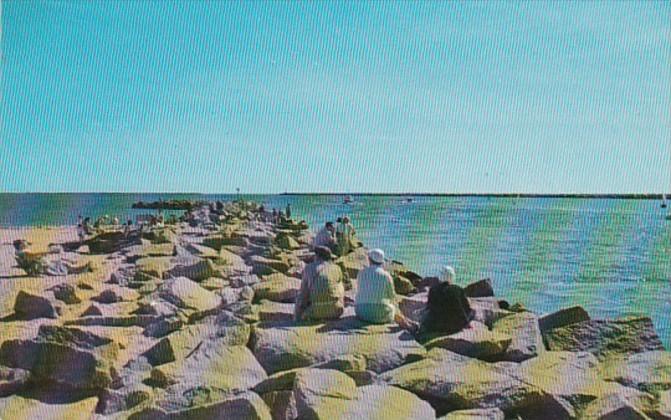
[0,200,669,419]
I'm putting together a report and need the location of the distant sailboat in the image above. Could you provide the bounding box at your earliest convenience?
[343,195,353,205]
[662,193,667,209]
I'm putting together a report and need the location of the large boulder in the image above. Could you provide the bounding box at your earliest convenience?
[261,390,298,420]
[166,258,221,282]
[184,243,219,259]
[135,257,174,280]
[508,351,643,414]
[538,306,590,334]
[149,343,267,402]
[155,277,221,315]
[469,298,512,328]
[293,368,357,418]
[251,315,426,374]
[442,408,504,420]
[492,312,544,362]
[398,292,427,323]
[49,283,81,305]
[13,291,58,320]
[275,233,300,250]
[292,369,435,420]
[599,351,671,394]
[336,247,369,279]
[144,312,250,366]
[249,255,291,274]
[0,395,98,420]
[424,322,511,361]
[253,300,295,323]
[130,391,272,420]
[251,273,301,303]
[381,348,571,417]
[463,279,494,298]
[0,366,30,397]
[544,317,665,360]
[580,392,657,420]
[0,325,119,390]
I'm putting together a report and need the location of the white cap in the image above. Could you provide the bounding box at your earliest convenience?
[439,265,456,283]
[368,249,385,264]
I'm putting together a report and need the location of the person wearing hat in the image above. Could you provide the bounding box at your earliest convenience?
[354,248,418,330]
[294,246,345,322]
[417,265,475,341]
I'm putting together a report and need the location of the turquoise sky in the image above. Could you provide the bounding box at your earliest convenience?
[1,1,670,193]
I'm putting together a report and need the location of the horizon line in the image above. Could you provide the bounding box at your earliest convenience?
[0,191,669,199]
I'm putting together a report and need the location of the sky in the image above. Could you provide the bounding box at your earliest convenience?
[1,1,670,193]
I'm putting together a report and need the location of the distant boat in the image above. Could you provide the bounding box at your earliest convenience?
[662,193,667,209]
[343,195,354,205]
[404,197,414,203]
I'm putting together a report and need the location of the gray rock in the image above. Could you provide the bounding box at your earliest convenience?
[581,392,654,420]
[424,322,512,361]
[13,290,58,319]
[92,289,123,304]
[0,325,119,390]
[166,259,221,282]
[261,390,298,420]
[441,408,504,420]
[381,348,570,417]
[599,351,671,394]
[96,384,152,415]
[49,283,81,305]
[492,312,544,362]
[251,273,301,303]
[292,369,435,419]
[252,315,426,374]
[463,278,494,298]
[130,391,272,420]
[538,306,590,334]
[155,277,221,314]
[0,366,30,397]
[544,317,665,360]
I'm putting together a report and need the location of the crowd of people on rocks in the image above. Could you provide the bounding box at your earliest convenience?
[298,216,475,339]
[14,200,477,340]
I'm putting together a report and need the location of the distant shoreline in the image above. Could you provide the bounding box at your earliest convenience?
[281,193,669,200]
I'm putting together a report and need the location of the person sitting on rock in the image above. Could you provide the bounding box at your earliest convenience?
[313,222,337,251]
[294,246,345,322]
[354,249,418,331]
[418,265,475,340]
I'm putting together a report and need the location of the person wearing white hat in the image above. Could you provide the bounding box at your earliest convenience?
[418,265,474,341]
[354,248,418,331]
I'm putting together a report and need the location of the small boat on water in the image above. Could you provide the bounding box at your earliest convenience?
[404,197,414,203]
[662,193,668,209]
[343,195,354,205]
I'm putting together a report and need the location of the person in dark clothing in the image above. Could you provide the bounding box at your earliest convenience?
[418,266,474,340]
[285,203,292,219]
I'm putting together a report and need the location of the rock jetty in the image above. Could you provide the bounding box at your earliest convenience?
[0,200,669,419]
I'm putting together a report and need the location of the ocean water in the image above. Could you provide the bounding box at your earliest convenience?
[1,193,670,345]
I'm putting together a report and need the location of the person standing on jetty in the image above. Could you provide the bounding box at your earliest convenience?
[336,216,356,256]
[313,222,337,251]
[354,249,418,331]
[294,246,345,322]
[417,266,475,340]
[285,203,292,220]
